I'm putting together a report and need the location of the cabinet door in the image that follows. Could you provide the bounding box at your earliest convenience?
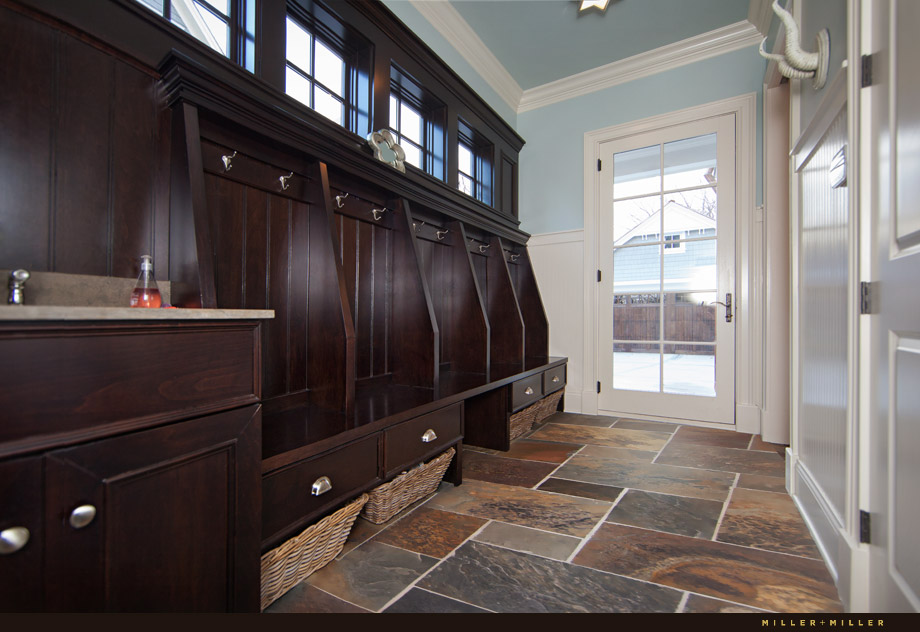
[43,405,261,612]
[0,456,43,611]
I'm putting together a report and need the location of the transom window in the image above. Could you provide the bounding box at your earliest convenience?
[457,119,492,205]
[389,66,446,180]
[133,0,255,71]
[285,16,347,127]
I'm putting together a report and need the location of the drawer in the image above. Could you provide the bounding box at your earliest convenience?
[543,365,566,394]
[384,403,462,475]
[511,374,543,411]
[262,434,379,547]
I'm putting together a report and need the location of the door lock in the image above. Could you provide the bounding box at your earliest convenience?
[710,293,733,323]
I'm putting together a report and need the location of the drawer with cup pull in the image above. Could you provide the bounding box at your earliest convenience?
[383,403,462,476]
[511,374,543,412]
[543,365,566,394]
[261,434,380,549]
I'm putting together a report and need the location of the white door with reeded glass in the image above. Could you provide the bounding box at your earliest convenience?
[597,114,735,424]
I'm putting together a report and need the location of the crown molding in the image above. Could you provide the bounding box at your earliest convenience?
[518,20,763,113]
[409,0,523,114]
[748,0,775,36]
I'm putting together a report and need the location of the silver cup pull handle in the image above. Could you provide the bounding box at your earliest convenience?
[311,476,332,496]
[524,387,534,395]
[421,429,437,443]
[0,527,30,554]
[69,504,96,530]
[552,376,560,383]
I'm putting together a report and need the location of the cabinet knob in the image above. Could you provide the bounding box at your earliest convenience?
[69,504,96,530]
[524,387,534,395]
[552,376,560,383]
[311,476,332,496]
[0,526,30,554]
[421,429,437,443]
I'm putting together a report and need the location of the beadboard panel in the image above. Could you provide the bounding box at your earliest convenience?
[528,230,585,413]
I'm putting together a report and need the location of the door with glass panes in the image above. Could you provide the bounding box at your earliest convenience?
[597,114,735,424]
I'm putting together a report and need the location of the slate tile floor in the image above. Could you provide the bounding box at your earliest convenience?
[265,412,844,614]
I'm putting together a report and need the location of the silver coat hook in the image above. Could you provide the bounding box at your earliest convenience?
[479,244,490,254]
[510,254,520,261]
[335,192,349,208]
[372,207,386,221]
[279,172,293,191]
[412,221,426,233]
[437,230,449,241]
[221,150,237,172]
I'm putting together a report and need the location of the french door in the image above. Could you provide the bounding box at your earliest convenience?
[597,114,735,424]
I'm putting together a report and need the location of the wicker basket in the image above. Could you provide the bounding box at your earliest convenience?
[534,389,563,424]
[509,401,540,441]
[361,447,455,524]
[260,493,368,611]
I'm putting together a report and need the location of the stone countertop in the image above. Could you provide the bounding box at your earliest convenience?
[0,306,275,320]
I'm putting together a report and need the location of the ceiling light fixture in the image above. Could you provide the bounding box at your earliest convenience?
[579,0,610,13]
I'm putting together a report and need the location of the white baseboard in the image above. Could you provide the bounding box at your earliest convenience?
[562,388,583,414]
[736,403,762,435]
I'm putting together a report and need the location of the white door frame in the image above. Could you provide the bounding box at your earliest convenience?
[582,93,758,430]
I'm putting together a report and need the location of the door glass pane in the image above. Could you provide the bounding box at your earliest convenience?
[663,292,716,342]
[613,195,661,246]
[613,145,660,199]
[662,238,716,292]
[614,293,660,341]
[663,189,717,235]
[613,244,660,294]
[663,343,715,396]
[663,133,717,190]
[614,343,660,392]
[286,18,311,71]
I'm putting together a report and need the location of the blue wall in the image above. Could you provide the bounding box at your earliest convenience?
[517,47,766,235]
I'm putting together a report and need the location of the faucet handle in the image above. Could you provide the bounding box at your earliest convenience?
[8,269,30,305]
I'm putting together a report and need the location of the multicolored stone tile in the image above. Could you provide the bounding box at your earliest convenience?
[737,473,788,494]
[529,423,670,451]
[614,419,680,434]
[473,521,583,561]
[424,478,610,537]
[670,425,753,449]
[579,444,658,463]
[370,507,487,559]
[536,477,625,502]
[548,412,616,427]
[383,588,491,613]
[461,450,559,487]
[418,540,683,613]
[682,594,767,613]
[749,435,788,455]
[264,583,370,613]
[605,489,725,539]
[716,488,822,558]
[573,523,843,613]
[303,541,438,612]
[553,453,735,501]
[655,442,785,477]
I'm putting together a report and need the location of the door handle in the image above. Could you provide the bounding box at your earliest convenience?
[710,293,732,323]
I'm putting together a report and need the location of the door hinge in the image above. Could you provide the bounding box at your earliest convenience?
[861,54,873,88]
[860,281,874,314]
[597,381,601,394]
[597,269,602,282]
[597,159,602,172]
[859,510,871,544]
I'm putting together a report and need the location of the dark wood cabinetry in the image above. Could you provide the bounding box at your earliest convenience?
[0,318,265,612]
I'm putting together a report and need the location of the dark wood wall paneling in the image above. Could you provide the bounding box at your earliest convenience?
[505,243,549,362]
[0,4,168,279]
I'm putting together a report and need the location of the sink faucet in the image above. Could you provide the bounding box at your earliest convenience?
[8,269,30,305]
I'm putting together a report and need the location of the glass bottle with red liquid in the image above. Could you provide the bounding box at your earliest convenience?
[130,254,162,308]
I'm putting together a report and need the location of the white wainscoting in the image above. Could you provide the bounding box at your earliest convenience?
[527,229,585,413]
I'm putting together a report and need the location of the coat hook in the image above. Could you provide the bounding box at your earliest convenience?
[437,230,449,241]
[279,172,293,191]
[221,150,237,172]
[413,221,426,233]
[335,192,349,208]
[372,207,386,221]
[479,244,490,254]
[510,254,520,261]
